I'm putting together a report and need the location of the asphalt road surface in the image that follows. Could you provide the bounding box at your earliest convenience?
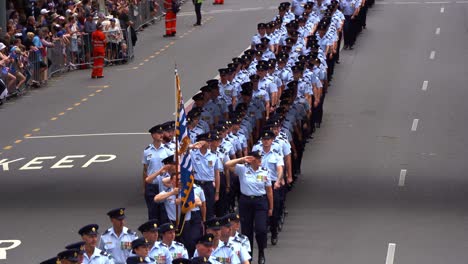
[1,0,468,263]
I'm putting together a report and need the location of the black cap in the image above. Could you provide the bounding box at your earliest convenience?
[285,38,295,45]
[107,208,126,220]
[267,118,281,127]
[218,68,229,75]
[57,249,80,262]
[191,257,211,264]
[248,151,262,159]
[232,57,243,64]
[257,23,267,29]
[255,43,265,50]
[255,50,263,56]
[162,155,176,165]
[196,133,209,142]
[192,93,205,101]
[249,74,260,82]
[291,65,304,72]
[215,124,227,133]
[244,49,256,56]
[159,223,176,233]
[260,37,270,44]
[206,79,219,87]
[127,256,148,264]
[256,64,268,71]
[197,233,215,245]
[280,2,291,7]
[172,258,192,264]
[240,89,252,96]
[205,217,222,230]
[240,82,252,92]
[241,54,252,62]
[208,131,220,141]
[218,215,231,227]
[162,121,175,131]
[138,219,159,233]
[40,257,60,264]
[231,116,242,125]
[131,238,150,249]
[278,5,287,11]
[149,124,164,134]
[200,85,212,93]
[261,130,276,139]
[228,62,239,69]
[65,241,85,253]
[226,213,241,222]
[78,224,99,236]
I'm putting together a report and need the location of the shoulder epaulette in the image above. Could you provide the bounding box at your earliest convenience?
[238,234,247,240]
[127,229,136,235]
[148,257,155,262]
[175,241,185,247]
[102,229,111,235]
[145,145,151,150]
[100,250,110,257]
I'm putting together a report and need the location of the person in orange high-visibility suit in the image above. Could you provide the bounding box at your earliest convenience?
[163,0,177,37]
[91,23,106,78]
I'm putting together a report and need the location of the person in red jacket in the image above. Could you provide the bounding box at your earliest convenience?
[164,0,177,37]
[91,23,106,78]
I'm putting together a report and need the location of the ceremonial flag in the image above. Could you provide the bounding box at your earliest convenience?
[175,69,196,216]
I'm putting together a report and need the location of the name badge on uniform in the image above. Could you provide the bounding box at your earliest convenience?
[173,253,183,259]
[121,241,132,250]
[156,255,167,264]
[208,160,213,167]
[256,174,267,182]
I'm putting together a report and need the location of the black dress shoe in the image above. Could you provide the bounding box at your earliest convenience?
[171,32,176,36]
[335,60,340,64]
[193,23,201,26]
[258,251,265,264]
[163,34,171,37]
[97,76,104,78]
[271,234,278,245]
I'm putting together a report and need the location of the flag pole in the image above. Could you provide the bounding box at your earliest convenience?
[174,64,180,230]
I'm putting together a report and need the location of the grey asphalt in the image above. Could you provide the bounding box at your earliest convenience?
[1,0,468,263]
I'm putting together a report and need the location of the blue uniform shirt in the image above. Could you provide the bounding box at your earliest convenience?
[211,241,241,264]
[191,149,220,181]
[161,241,189,260]
[192,184,206,212]
[260,149,284,182]
[148,242,172,264]
[82,248,114,264]
[341,0,359,15]
[98,227,138,264]
[234,164,272,196]
[142,144,172,176]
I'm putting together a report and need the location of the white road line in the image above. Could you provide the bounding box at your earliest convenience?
[411,119,419,131]
[422,80,429,91]
[435,27,441,34]
[398,169,407,186]
[385,243,397,264]
[394,1,419,4]
[26,133,148,139]
[440,6,445,12]
[430,50,436,59]
[239,7,263,11]
[426,1,450,3]
[456,0,468,3]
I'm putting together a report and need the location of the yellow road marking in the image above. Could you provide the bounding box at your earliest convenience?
[82,98,88,102]
[24,134,32,138]
[170,41,175,45]
[32,128,40,132]
[58,112,65,116]
[96,89,102,93]
[67,107,74,110]
[51,117,58,121]
[14,140,22,144]
[87,85,109,88]
[165,44,170,48]
[160,48,166,52]
[89,93,95,97]
[139,63,144,66]
[3,146,12,150]
[74,103,81,106]
[150,55,155,58]
[144,59,149,62]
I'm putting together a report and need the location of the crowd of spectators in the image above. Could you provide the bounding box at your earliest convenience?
[0,0,154,101]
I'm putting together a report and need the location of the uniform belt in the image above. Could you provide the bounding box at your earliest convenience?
[241,194,266,199]
[194,180,213,185]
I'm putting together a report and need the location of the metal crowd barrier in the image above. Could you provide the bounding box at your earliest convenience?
[45,27,134,78]
[129,0,188,31]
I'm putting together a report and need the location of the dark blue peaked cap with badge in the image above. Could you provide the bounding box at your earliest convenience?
[138,219,159,233]
[191,257,211,264]
[172,258,192,264]
[197,233,215,245]
[107,208,126,219]
[131,238,150,249]
[57,249,80,262]
[78,224,99,236]
[65,241,85,253]
[40,257,60,264]
[159,222,176,233]
[149,124,164,134]
[162,155,176,165]
[127,256,149,264]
